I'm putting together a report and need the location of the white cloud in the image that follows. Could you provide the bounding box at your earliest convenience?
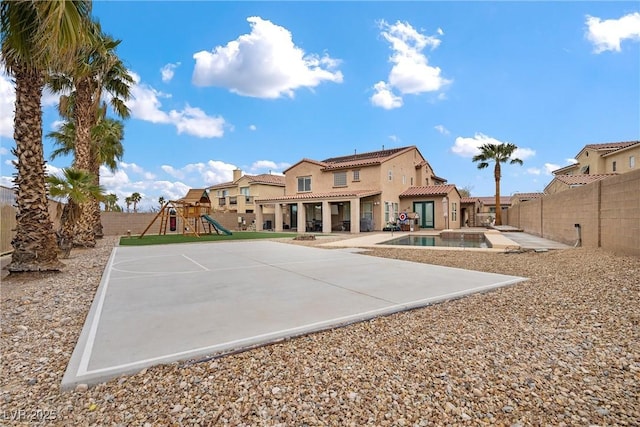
[513,147,536,160]
[566,158,578,164]
[434,124,450,135]
[169,106,225,138]
[192,16,343,98]
[370,20,451,109]
[44,164,64,178]
[544,163,561,175]
[126,71,227,138]
[451,133,535,160]
[249,124,257,131]
[0,175,12,188]
[0,73,15,138]
[161,62,181,83]
[249,160,290,172]
[370,81,403,109]
[0,146,9,156]
[526,167,542,175]
[388,135,399,143]
[586,12,640,53]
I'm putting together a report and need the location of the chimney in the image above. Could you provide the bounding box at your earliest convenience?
[233,169,242,182]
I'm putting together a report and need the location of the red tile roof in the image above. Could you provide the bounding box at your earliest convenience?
[257,189,381,202]
[399,184,456,197]
[512,192,544,199]
[248,174,285,185]
[320,146,417,170]
[552,174,617,185]
[477,196,511,206]
[584,141,638,151]
[460,197,480,204]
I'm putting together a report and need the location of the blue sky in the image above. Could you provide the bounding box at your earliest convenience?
[1,1,639,211]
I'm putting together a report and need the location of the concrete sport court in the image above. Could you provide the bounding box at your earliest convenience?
[62,240,527,389]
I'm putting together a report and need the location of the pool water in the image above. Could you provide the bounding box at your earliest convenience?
[379,234,489,248]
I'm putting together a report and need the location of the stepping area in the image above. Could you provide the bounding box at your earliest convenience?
[63,240,527,389]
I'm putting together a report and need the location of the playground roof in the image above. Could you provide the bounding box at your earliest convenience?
[176,189,211,205]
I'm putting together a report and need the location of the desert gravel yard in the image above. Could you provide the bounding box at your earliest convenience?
[1,235,639,426]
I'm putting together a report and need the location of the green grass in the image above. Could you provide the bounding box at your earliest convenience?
[119,231,299,246]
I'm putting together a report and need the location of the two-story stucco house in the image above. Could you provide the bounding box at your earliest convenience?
[546,141,639,194]
[255,145,461,233]
[207,169,285,214]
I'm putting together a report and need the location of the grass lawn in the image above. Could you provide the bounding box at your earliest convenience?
[119,231,299,246]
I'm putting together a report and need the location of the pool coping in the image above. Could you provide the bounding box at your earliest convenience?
[321,230,521,252]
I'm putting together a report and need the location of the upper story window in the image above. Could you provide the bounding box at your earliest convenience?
[297,176,312,192]
[334,171,347,187]
[240,187,250,196]
[631,156,636,169]
[353,170,360,181]
[402,175,406,185]
[388,170,393,181]
[612,161,617,172]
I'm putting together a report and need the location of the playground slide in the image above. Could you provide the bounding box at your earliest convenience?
[201,214,233,235]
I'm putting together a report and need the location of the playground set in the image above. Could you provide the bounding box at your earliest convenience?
[139,189,232,238]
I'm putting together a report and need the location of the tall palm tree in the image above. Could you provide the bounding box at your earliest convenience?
[472,142,523,226]
[47,168,104,258]
[47,106,125,239]
[48,24,132,246]
[1,0,92,272]
[102,193,120,212]
[124,196,132,213]
[130,192,141,213]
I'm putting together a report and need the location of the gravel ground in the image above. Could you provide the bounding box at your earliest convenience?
[1,235,638,426]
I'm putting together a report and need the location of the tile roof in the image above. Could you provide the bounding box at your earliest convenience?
[207,173,285,189]
[477,196,511,205]
[247,174,285,185]
[552,174,617,185]
[584,141,639,151]
[460,197,480,204]
[176,189,210,204]
[399,184,456,197]
[320,146,417,170]
[257,189,381,202]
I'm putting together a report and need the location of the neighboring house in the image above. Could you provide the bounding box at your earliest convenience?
[510,192,544,205]
[460,197,481,227]
[547,141,639,194]
[255,145,455,233]
[207,169,285,214]
[476,196,511,225]
[544,174,617,194]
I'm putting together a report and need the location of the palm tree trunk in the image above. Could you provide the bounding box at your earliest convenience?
[72,79,96,247]
[89,152,103,238]
[494,162,502,226]
[8,65,63,272]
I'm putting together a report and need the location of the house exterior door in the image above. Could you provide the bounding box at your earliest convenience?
[413,201,434,228]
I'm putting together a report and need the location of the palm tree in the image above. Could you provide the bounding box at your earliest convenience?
[124,196,132,213]
[47,168,104,258]
[472,142,523,226]
[1,0,92,272]
[48,24,132,246]
[102,193,120,212]
[48,106,125,239]
[130,192,142,213]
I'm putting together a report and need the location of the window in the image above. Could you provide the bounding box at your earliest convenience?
[612,161,617,172]
[240,187,250,196]
[297,176,311,192]
[334,171,347,187]
[451,202,457,221]
[402,175,406,185]
[384,202,398,222]
[410,177,414,185]
[353,170,360,181]
[388,170,393,181]
[631,156,636,169]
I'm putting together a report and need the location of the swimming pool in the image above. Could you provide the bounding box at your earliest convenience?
[379,234,490,248]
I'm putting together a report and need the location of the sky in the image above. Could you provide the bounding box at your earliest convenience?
[1,1,639,211]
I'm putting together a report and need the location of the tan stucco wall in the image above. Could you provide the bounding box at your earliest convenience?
[604,146,640,174]
[399,188,461,230]
[508,169,639,255]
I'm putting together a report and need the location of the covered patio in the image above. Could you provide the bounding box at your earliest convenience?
[255,190,381,233]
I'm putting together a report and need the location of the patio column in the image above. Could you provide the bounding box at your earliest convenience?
[275,203,283,232]
[350,198,360,233]
[322,200,331,233]
[256,204,264,231]
[297,202,306,233]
